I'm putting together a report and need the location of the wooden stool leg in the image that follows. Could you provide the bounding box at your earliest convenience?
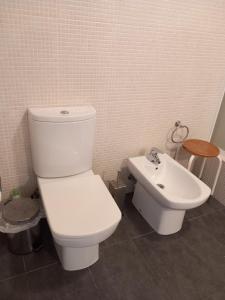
[211,155,222,196]
[187,155,196,172]
[199,157,207,179]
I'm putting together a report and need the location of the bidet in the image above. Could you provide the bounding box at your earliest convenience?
[128,153,210,234]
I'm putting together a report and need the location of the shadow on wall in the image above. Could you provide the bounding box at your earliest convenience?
[201,157,225,205]
[4,110,36,200]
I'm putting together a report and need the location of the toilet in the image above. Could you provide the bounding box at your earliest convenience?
[28,106,121,271]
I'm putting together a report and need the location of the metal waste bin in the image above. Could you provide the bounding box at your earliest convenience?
[7,224,41,254]
[2,197,41,254]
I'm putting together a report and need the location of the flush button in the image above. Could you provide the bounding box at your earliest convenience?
[60,110,69,115]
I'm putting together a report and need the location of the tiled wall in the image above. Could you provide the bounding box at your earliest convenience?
[1,1,225,199]
[212,94,225,150]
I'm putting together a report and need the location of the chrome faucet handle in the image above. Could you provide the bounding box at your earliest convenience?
[146,147,162,164]
[149,147,162,155]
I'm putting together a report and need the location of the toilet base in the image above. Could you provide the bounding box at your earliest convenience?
[55,243,99,271]
[132,183,185,235]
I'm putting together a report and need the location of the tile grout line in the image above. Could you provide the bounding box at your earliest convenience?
[22,256,27,272]
[26,261,58,275]
[0,261,58,284]
[25,260,58,300]
[132,230,155,240]
[1,201,224,285]
[88,268,99,291]
[102,228,154,249]
[186,208,225,223]
[102,238,129,249]
[26,271,31,300]
[0,272,27,284]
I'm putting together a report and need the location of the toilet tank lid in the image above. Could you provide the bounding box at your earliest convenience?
[28,106,96,122]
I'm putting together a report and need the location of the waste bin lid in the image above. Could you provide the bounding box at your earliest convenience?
[3,197,40,225]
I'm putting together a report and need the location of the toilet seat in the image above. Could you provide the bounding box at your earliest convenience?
[38,174,121,247]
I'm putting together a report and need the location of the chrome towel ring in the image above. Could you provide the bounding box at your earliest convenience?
[171,121,189,143]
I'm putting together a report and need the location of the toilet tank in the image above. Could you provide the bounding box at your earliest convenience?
[28,106,96,178]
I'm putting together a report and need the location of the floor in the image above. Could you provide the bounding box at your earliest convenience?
[1,196,225,300]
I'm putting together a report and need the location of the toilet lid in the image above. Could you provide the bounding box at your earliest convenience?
[38,175,121,239]
[3,197,40,225]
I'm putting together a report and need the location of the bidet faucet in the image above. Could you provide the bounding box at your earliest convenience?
[147,148,161,165]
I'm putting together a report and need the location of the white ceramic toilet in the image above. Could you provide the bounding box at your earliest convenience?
[28,106,121,271]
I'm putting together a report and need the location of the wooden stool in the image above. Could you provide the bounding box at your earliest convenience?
[183,139,222,195]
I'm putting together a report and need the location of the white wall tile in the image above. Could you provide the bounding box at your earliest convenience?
[0,0,225,199]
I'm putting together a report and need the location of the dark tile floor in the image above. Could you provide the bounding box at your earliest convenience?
[1,196,225,300]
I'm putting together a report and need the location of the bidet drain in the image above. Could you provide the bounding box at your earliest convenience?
[157,183,165,189]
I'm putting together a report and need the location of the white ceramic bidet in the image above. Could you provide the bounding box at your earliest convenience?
[128,153,211,235]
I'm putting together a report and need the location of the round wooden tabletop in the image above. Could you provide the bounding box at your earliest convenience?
[183,139,220,158]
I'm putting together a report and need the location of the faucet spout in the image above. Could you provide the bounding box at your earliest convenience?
[146,148,161,165]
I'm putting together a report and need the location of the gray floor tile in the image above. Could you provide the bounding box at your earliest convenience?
[0,233,25,281]
[1,197,225,300]
[0,274,29,300]
[23,245,58,272]
[90,240,167,300]
[195,210,225,246]
[123,197,154,236]
[185,196,225,220]
[23,219,58,271]
[101,215,133,248]
[204,290,225,300]
[102,201,153,248]
[180,217,225,279]
[27,263,100,300]
[134,231,225,300]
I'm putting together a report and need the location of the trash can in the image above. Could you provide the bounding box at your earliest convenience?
[2,197,41,255]
[7,224,41,254]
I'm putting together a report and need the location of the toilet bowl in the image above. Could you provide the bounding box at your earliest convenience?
[38,172,121,271]
[28,106,121,270]
[128,153,211,235]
